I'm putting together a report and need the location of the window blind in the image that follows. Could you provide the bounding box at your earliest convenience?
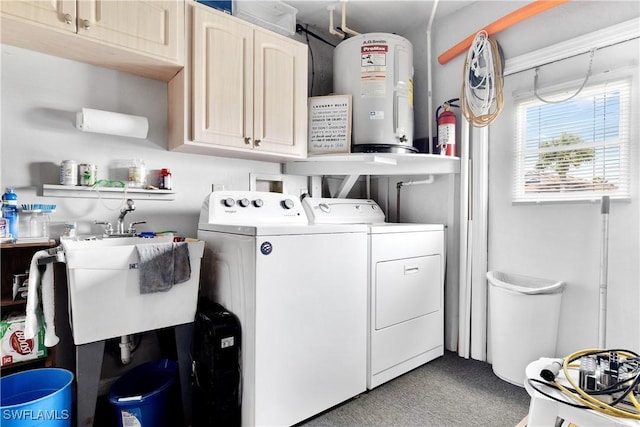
[513,78,631,203]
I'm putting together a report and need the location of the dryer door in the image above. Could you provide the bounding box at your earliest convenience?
[375,254,441,329]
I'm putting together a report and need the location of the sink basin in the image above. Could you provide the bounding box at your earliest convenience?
[61,236,205,345]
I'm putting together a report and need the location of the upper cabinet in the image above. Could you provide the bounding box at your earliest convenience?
[0,0,184,82]
[0,0,77,33]
[77,1,181,60]
[168,3,308,162]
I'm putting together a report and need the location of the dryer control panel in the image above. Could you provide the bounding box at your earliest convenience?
[302,197,385,224]
[199,191,307,225]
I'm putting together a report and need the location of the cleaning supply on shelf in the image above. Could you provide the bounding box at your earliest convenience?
[79,163,98,186]
[128,159,146,188]
[28,212,40,238]
[0,218,7,241]
[60,160,78,186]
[21,204,57,213]
[21,204,56,239]
[0,312,47,366]
[2,188,19,240]
[62,222,76,239]
[159,168,172,190]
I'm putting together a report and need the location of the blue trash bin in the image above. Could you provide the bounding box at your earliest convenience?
[1,368,74,426]
[108,359,178,427]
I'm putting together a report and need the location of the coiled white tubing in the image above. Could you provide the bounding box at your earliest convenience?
[461,30,503,126]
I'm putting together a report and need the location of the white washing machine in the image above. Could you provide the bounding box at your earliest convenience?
[302,197,445,389]
[197,191,368,426]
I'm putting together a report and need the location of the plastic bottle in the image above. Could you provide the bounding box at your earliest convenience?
[2,188,19,240]
[29,212,40,237]
[159,168,172,190]
[128,159,146,188]
[42,213,51,238]
[62,221,76,239]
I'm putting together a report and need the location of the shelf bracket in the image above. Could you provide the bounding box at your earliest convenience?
[335,174,360,199]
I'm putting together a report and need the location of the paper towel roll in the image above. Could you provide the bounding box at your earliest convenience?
[75,108,149,139]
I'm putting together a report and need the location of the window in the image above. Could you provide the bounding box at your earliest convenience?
[513,78,631,203]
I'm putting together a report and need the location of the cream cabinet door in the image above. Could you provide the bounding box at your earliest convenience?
[177,3,308,160]
[192,6,253,148]
[76,0,181,61]
[253,29,307,157]
[0,0,76,32]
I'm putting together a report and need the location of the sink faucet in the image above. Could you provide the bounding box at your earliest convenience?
[96,199,147,237]
[95,220,114,236]
[117,199,136,234]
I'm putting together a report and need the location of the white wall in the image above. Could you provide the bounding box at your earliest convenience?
[0,43,312,382]
[2,0,638,372]
[489,41,640,355]
[0,45,304,240]
[426,0,640,356]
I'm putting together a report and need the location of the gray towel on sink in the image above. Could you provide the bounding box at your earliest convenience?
[136,242,191,294]
[173,242,191,284]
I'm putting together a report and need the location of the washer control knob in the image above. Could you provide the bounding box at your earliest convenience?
[239,198,250,207]
[253,199,264,208]
[281,199,295,210]
[223,198,235,207]
[319,203,330,213]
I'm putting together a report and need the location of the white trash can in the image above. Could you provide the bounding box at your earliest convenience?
[487,271,565,387]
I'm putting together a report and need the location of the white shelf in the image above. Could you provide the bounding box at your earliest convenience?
[42,184,176,200]
[283,153,460,176]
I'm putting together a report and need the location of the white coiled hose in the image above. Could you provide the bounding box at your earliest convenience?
[460,30,504,127]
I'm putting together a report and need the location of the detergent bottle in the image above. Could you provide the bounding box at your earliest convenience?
[2,188,19,240]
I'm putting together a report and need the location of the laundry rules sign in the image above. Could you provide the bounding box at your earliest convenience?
[308,95,352,154]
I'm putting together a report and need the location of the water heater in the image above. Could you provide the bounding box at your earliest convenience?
[334,33,415,153]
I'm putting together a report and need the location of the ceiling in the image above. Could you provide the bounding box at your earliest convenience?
[284,1,476,40]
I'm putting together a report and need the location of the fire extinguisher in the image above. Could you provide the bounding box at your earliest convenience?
[436,98,459,156]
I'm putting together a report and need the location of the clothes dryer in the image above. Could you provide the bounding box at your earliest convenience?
[302,197,445,389]
[197,191,368,426]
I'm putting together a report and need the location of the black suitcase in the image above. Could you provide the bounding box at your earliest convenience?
[192,297,241,426]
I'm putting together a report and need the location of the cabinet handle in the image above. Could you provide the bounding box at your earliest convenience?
[404,266,420,275]
[64,14,73,24]
[254,139,261,147]
[81,19,91,29]
[244,137,252,145]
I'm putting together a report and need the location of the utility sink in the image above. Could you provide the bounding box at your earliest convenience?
[60,235,205,345]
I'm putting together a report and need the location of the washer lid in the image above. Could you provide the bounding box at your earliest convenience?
[302,197,385,224]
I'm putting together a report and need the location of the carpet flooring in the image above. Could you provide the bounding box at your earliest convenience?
[95,350,531,426]
[298,351,531,427]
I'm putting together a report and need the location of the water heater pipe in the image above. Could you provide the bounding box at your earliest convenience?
[340,2,360,37]
[426,0,439,154]
[396,176,435,222]
[438,0,572,65]
[327,6,345,39]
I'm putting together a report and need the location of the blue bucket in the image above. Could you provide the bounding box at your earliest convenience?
[1,368,74,426]
[108,359,178,427]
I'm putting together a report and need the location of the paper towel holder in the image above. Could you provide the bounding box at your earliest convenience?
[75,107,149,139]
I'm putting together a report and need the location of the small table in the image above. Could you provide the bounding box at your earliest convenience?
[524,358,640,427]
